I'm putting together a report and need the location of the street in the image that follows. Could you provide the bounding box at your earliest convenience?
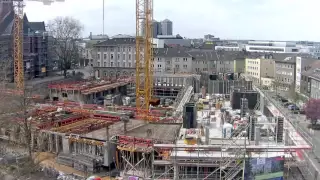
[264,90,320,179]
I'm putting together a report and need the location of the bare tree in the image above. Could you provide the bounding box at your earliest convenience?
[288,82,299,103]
[47,16,83,78]
[272,77,281,95]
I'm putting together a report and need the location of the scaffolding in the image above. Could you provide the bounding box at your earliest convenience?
[117,135,153,178]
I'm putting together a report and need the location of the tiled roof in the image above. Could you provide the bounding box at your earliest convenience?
[94,38,136,46]
[0,11,46,36]
[154,48,191,57]
[187,50,246,61]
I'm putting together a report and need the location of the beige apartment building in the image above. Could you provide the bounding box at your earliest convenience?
[245,54,275,87]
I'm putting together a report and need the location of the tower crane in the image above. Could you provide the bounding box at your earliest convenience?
[135,0,154,120]
[0,0,64,92]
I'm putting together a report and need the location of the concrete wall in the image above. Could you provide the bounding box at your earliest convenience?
[208,80,253,94]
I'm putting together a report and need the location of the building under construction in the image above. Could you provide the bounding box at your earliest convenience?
[0,2,50,81]
[0,74,312,179]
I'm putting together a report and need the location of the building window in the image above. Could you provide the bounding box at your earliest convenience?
[97,62,100,66]
[158,64,161,68]
[129,54,131,60]
[104,62,106,67]
[118,47,120,52]
[175,58,179,62]
[183,58,187,61]
[118,54,120,60]
[110,62,113,67]
[103,54,107,60]
[129,62,131,67]
[123,54,126,60]
[111,54,114,60]
[183,65,187,68]
[129,47,131,52]
[118,62,120,67]
[97,54,100,59]
[158,58,161,62]
[123,62,125,67]
[175,65,179,68]
[110,48,114,52]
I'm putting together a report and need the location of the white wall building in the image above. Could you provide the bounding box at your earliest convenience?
[245,41,299,53]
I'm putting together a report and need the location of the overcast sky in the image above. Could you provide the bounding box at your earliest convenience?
[24,0,320,41]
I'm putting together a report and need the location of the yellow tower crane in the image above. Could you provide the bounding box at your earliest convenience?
[135,0,154,120]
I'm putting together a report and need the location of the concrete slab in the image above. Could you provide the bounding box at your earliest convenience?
[122,123,181,143]
[84,119,146,141]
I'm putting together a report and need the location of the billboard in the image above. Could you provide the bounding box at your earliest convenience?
[244,156,284,180]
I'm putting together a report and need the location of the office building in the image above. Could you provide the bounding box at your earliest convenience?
[160,19,173,36]
[245,41,299,53]
[245,54,275,87]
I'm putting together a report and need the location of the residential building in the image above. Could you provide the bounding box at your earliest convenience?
[153,48,192,74]
[0,3,50,80]
[245,41,299,53]
[93,37,136,77]
[275,54,316,92]
[301,63,320,99]
[274,54,297,91]
[92,37,193,78]
[300,60,320,98]
[245,54,275,86]
[79,40,100,67]
[160,19,173,36]
[188,50,246,74]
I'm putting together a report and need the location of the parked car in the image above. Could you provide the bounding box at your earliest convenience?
[281,98,289,103]
[288,104,299,111]
[283,102,294,107]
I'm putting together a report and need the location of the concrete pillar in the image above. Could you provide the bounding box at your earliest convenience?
[173,164,179,180]
[260,95,264,114]
[62,137,70,154]
[104,126,110,166]
[37,135,41,151]
[49,134,53,152]
[55,134,59,153]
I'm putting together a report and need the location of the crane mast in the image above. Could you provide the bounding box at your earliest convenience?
[13,0,24,90]
[135,0,153,120]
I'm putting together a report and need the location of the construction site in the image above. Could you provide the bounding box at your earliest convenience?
[0,76,313,179]
[0,0,315,180]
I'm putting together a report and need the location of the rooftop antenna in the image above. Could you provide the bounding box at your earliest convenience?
[103,0,105,35]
